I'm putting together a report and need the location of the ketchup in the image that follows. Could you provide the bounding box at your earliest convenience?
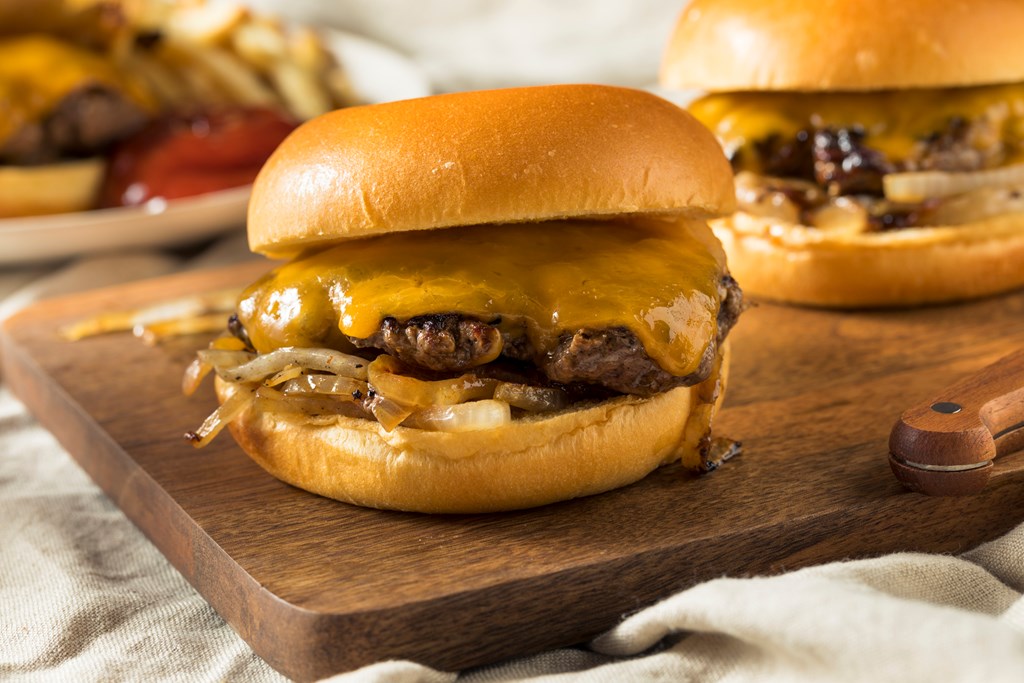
[100,107,297,207]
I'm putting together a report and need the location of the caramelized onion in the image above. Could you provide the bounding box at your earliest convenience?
[404,400,512,432]
[368,394,414,432]
[196,348,256,368]
[254,386,367,422]
[185,385,256,448]
[281,374,369,397]
[806,197,869,233]
[264,365,304,386]
[493,382,568,412]
[215,347,369,383]
[883,162,1024,202]
[182,357,214,397]
[918,185,1024,226]
[367,355,498,408]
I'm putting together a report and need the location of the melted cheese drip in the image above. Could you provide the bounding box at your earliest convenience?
[0,35,154,146]
[237,218,727,379]
[689,83,1024,166]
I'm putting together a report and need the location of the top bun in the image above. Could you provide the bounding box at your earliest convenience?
[661,0,1024,92]
[247,84,735,257]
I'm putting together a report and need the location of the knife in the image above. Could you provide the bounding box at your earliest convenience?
[889,347,1024,496]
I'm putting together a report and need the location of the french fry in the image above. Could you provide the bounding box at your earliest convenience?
[120,50,193,108]
[110,0,354,119]
[230,20,287,70]
[269,60,332,120]
[164,0,246,44]
[168,36,280,107]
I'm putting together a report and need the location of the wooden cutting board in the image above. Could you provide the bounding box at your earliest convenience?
[3,261,1024,681]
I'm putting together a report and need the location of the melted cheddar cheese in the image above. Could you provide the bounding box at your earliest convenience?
[0,35,155,146]
[689,84,1024,166]
[237,218,727,379]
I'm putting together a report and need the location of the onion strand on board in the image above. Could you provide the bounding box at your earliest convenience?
[61,288,240,341]
[883,161,1024,202]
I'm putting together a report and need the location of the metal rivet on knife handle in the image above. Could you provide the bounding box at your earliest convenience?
[888,347,1024,496]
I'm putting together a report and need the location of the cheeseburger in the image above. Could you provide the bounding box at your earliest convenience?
[661,0,1024,307]
[0,0,155,217]
[186,84,743,513]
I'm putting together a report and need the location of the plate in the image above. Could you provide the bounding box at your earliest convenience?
[0,30,432,267]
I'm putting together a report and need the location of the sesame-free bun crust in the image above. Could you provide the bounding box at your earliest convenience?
[715,212,1024,307]
[247,84,735,258]
[661,0,1024,92]
[216,346,729,513]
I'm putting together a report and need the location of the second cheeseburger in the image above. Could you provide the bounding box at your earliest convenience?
[187,84,743,513]
[661,0,1024,307]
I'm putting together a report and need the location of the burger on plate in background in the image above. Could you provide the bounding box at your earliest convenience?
[0,1,152,217]
[661,0,1024,307]
[184,84,745,514]
[0,0,354,218]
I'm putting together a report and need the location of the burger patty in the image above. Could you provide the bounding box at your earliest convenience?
[1,85,148,164]
[348,274,743,396]
[738,115,1010,230]
[752,115,1004,199]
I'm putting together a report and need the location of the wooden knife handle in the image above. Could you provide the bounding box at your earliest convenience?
[889,346,1024,496]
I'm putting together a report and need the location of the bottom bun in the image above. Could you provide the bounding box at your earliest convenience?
[217,345,730,513]
[0,158,105,217]
[714,211,1024,307]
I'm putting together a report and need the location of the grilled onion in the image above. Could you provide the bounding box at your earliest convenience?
[215,347,369,383]
[404,400,512,432]
[185,384,256,448]
[281,374,369,397]
[254,385,367,422]
[883,161,1024,202]
[367,394,414,431]
[367,354,499,408]
[493,382,568,412]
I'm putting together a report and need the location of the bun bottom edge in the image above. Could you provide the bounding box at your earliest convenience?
[713,213,1024,308]
[216,345,730,514]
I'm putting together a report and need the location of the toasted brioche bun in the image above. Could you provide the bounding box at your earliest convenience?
[714,213,1024,307]
[0,158,105,218]
[661,0,1024,92]
[216,344,729,514]
[247,84,735,258]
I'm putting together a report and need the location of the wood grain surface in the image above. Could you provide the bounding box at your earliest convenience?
[2,261,1024,681]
